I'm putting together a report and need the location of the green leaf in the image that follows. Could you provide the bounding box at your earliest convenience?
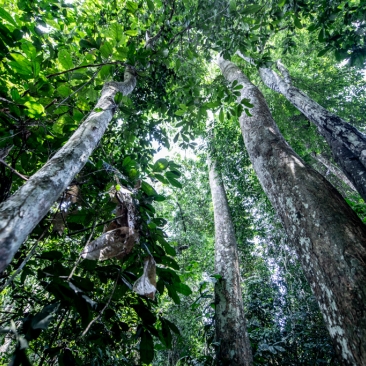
[294,16,302,29]
[154,173,168,184]
[31,303,59,330]
[241,98,254,108]
[0,8,17,26]
[160,320,172,348]
[167,285,180,304]
[147,0,154,11]
[317,48,330,57]
[140,330,154,364]
[219,108,224,123]
[24,101,45,118]
[57,84,72,97]
[58,49,74,70]
[164,319,180,335]
[100,64,113,79]
[100,41,113,58]
[162,241,176,257]
[244,108,252,117]
[153,158,169,172]
[242,4,262,14]
[173,282,192,296]
[141,181,157,196]
[126,1,138,13]
[166,176,182,189]
[125,29,138,36]
[229,0,237,12]
[9,53,32,76]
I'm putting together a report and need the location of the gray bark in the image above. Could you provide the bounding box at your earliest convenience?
[218,57,366,366]
[257,61,366,201]
[311,153,356,192]
[0,67,136,273]
[208,156,253,366]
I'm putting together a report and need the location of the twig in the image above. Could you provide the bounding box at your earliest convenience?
[0,158,28,181]
[54,69,100,110]
[39,309,69,366]
[167,24,191,47]
[46,61,125,79]
[80,269,120,337]
[67,219,98,281]
[67,215,124,236]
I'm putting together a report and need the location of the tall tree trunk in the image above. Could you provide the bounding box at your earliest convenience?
[218,56,366,366]
[0,68,136,273]
[257,60,366,201]
[311,152,356,192]
[208,156,253,366]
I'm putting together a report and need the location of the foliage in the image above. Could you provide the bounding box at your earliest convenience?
[0,0,364,365]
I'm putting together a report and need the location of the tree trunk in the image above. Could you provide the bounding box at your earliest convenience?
[208,156,253,366]
[311,152,356,192]
[218,56,366,366]
[0,67,136,273]
[258,61,366,201]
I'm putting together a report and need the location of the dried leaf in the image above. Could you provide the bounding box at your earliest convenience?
[133,256,156,299]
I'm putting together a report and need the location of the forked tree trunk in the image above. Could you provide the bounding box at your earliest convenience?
[258,61,366,201]
[0,68,136,272]
[218,57,366,366]
[208,156,253,366]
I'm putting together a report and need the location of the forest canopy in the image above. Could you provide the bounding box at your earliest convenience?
[0,0,365,365]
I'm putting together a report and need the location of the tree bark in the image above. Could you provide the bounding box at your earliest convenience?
[218,56,366,366]
[257,61,366,201]
[208,156,253,366]
[311,152,356,192]
[0,67,136,273]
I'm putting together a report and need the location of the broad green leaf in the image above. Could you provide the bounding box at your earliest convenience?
[173,282,192,296]
[141,181,157,196]
[140,330,154,364]
[167,285,180,304]
[166,176,182,189]
[153,158,169,172]
[126,1,138,13]
[160,320,172,348]
[147,0,154,11]
[58,49,74,70]
[24,101,45,118]
[100,64,113,79]
[241,98,254,108]
[57,84,72,97]
[219,108,224,122]
[100,41,113,58]
[9,53,32,76]
[0,8,17,26]
[125,29,138,36]
[162,241,176,257]
[294,16,302,29]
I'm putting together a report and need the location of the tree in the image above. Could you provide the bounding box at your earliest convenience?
[208,152,253,365]
[0,0,365,364]
[255,58,366,201]
[0,68,136,272]
[218,55,366,366]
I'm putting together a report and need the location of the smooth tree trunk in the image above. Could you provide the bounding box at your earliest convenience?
[0,67,136,273]
[208,156,253,366]
[218,56,366,366]
[258,60,366,201]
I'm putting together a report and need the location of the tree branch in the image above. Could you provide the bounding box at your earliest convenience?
[80,269,120,337]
